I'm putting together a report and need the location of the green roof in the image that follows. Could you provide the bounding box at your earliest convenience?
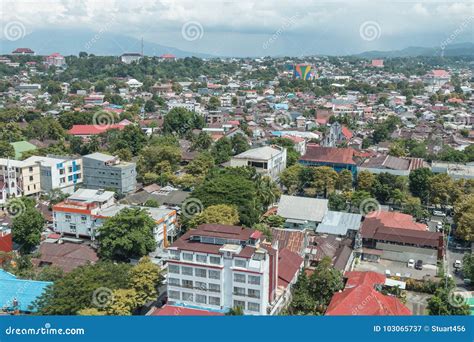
[10,141,37,159]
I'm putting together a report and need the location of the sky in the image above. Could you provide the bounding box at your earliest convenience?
[1,0,473,56]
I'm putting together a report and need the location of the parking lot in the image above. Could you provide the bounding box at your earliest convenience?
[355,259,437,280]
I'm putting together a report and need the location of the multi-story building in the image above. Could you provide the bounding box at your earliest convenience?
[0,158,41,205]
[165,224,282,315]
[120,53,142,64]
[82,153,136,194]
[52,188,177,250]
[23,155,82,194]
[45,53,66,67]
[230,146,287,181]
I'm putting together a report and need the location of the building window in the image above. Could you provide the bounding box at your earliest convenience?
[182,266,193,276]
[81,215,87,222]
[208,270,220,280]
[248,302,260,312]
[182,292,193,301]
[248,275,261,285]
[195,268,207,278]
[208,283,220,293]
[209,256,220,265]
[195,281,207,291]
[233,273,246,283]
[169,250,180,260]
[168,264,180,274]
[168,290,180,300]
[234,259,246,268]
[233,287,245,296]
[182,252,193,261]
[29,167,33,172]
[208,297,220,306]
[248,289,260,299]
[233,300,245,309]
[168,278,180,286]
[196,294,207,304]
[196,254,207,263]
[182,279,193,289]
[29,176,33,181]
[70,224,76,233]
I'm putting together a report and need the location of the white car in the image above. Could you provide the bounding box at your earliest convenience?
[407,259,415,268]
[436,222,443,232]
[385,269,391,277]
[454,260,462,269]
[433,210,446,217]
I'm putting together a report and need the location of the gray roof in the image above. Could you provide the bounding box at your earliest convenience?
[277,195,328,223]
[83,152,114,162]
[233,146,283,161]
[316,211,362,235]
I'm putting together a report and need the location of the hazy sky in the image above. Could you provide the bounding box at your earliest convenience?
[1,0,473,56]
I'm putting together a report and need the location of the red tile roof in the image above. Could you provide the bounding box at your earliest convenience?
[150,305,224,316]
[32,242,98,273]
[160,54,176,59]
[0,232,12,253]
[326,271,411,316]
[68,124,125,136]
[277,248,303,288]
[341,126,353,140]
[364,211,427,231]
[300,145,356,165]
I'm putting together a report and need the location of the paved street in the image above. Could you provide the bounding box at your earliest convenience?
[355,259,437,280]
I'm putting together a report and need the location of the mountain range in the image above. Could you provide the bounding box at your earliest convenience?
[1,29,473,58]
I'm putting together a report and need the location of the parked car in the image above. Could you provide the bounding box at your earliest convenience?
[415,259,423,270]
[407,259,415,268]
[454,260,462,269]
[385,269,391,277]
[437,223,443,232]
[433,210,446,217]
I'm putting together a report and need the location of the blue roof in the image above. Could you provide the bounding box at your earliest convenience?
[0,270,52,312]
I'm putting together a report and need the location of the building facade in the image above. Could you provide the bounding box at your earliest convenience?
[165,224,279,315]
[82,153,136,194]
[23,155,82,194]
[230,146,287,181]
[0,158,41,205]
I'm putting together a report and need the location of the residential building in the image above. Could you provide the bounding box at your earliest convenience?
[0,227,12,253]
[0,158,41,205]
[120,53,142,64]
[167,100,202,113]
[11,48,35,55]
[230,146,287,180]
[14,83,41,94]
[82,152,137,193]
[358,155,427,176]
[299,144,357,176]
[32,242,98,273]
[68,124,126,138]
[316,211,362,237]
[23,155,82,194]
[45,53,66,67]
[360,211,443,265]
[166,224,285,315]
[325,271,411,316]
[276,195,328,230]
[431,161,474,180]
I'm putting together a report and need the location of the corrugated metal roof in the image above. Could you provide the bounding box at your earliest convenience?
[317,211,362,235]
[277,195,328,223]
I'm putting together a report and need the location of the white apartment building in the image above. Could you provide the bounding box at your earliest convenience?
[165,224,279,315]
[53,189,177,251]
[230,145,287,181]
[167,100,202,113]
[23,155,82,194]
[0,158,41,205]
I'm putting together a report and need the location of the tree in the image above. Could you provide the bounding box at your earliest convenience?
[336,169,353,191]
[98,208,157,261]
[280,164,302,194]
[328,193,348,211]
[402,196,429,220]
[189,204,240,228]
[427,288,470,315]
[207,96,220,110]
[77,308,106,315]
[288,272,317,315]
[226,306,244,315]
[11,200,44,253]
[262,215,285,228]
[231,133,250,155]
[128,257,163,306]
[185,152,215,178]
[192,131,213,151]
[409,168,433,204]
[453,194,474,241]
[357,170,375,192]
[211,137,233,164]
[163,107,204,136]
[32,262,132,315]
[0,141,14,158]
[252,223,273,240]
[138,145,181,175]
[144,100,156,113]
[429,173,456,206]
[106,288,139,315]
[312,166,338,198]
